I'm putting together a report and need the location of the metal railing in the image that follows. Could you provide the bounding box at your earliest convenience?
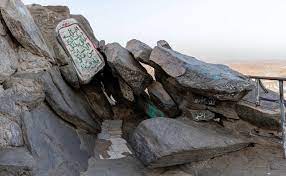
[248,75,286,158]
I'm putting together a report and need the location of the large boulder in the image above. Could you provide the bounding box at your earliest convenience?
[104,43,153,95]
[126,39,153,66]
[131,118,250,168]
[22,103,92,176]
[27,4,70,65]
[38,67,101,133]
[150,46,253,101]
[1,0,52,60]
[236,84,282,130]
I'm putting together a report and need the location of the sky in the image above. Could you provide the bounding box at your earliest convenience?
[23,0,286,63]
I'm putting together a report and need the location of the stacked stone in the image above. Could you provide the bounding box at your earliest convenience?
[0,0,283,175]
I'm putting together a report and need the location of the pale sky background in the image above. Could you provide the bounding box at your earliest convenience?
[23,0,286,63]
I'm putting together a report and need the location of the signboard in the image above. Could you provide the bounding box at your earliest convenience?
[56,18,105,84]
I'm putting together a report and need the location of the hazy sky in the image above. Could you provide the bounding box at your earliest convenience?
[23,0,286,62]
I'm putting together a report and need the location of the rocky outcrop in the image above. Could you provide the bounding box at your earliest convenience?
[126,39,153,66]
[105,43,153,95]
[27,4,70,65]
[1,0,53,60]
[0,33,18,83]
[38,67,101,133]
[22,103,92,176]
[131,118,250,168]
[150,46,253,101]
[236,84,282,130]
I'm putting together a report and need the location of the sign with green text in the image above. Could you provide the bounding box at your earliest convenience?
[56,18,105,84]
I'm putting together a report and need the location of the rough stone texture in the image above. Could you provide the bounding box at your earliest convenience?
[126,39,153,66]
[22,103,91,176]
[3,77,45,110]
[82,82,114,121]
[0,34,18,83]
[17,47,52,74]
[236,84,282,130]
[150,46,254,101]
[147,82,179,118]
[0,76,45,126]
[0,115,23,148]
[105,43,153,95]
[38,67,101,133]
[131,118,250,168]
[60,63,80,89]
[0,147,34,176]
[157,40,172,49]
[183,109,215,122]
[1,0,53,60]
[28,4,70,65]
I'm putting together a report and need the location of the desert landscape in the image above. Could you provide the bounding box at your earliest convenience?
[228,60,286,93]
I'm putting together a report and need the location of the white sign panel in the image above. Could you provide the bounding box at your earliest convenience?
[56,18,105,84]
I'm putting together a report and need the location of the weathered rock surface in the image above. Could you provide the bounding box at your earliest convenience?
[150,46,254,101]
[105,43,153,95]
[28,4,70,65]
[0,147,34,176]
[0,34,18,83]
[126,39,153,66]
[147,82,179,117]
[1,0,52,59]
[131,118,250,168]
[22,103,91,176]
[0,115,23,148]
[236,84,282,130]
[17,47,52,74]
[157,40,172,49]
[60,63,80,89]
[38,67,101,133]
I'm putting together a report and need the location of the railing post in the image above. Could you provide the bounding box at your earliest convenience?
[255,79,260,106]
[279,80,286,158]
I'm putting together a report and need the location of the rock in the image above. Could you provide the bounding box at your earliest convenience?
[126,39,153,66]
[1,0,53,60]
[236,84,281,130]
[105,43,153,95]
[38,67,101,133]
[157,40,172,49]
[28,4,70,65]
[131,118,250,168]
[0,115,23,148]
[150,46,254,101]
[22,103,91,176]
[98,40,106,52]
[3,77,45,110]
[82,82,114,121]
[147,82,179,117]
[60,63,80,89]
[0,147,34,176]
[0,77,45,123]
[17,47,52,74]
[0,35,18,83]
